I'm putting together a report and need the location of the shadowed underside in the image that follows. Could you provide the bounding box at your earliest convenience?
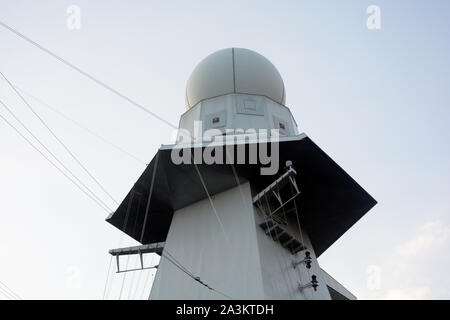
[106,134,376,257]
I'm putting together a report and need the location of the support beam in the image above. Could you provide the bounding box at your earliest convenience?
[109,242,165,257]
[252,166,297,204]
[110,242,165,273]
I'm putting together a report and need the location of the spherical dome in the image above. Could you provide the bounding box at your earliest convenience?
[185,48,285,109]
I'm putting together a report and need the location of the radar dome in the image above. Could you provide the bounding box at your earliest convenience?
[185,48,285,109]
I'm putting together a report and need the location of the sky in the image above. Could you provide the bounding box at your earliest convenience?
[0,0,449,300]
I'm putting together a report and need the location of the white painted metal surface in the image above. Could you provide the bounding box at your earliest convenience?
[178,93,298,141]
[253,206,332,300]
[185,48,286,109]
[149,182,265,299]
[149,182,337,300]
[148,48,359,300]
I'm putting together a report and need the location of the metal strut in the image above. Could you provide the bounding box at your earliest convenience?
[109,242,165,273]
[252,166,298,205]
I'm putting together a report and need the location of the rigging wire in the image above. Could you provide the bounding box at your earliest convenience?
[116,190,135,299]
[162,249,233,300]
[0,19,237,300]
[130,255,144,300]
[102,232,127,300]
[102,255,113,300]
[118,254,130,300]
[0,96,112,212]
[139,253,156,299]
[139,153,159,243]
[0,19,227,217]
[1,71,119,206]
[134,150,232,299]
[0,280,21,300]
[0,103,111,212]
[0,20,177,129]
[8,82,146,166]
[126,256,139,300]
[0,287,13,300]
[126,196,143,300]
[193,162,231,246]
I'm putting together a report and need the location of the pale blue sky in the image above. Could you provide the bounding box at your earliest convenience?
[0,0,449,299]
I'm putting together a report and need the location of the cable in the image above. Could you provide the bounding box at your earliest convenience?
[0,19,237,300]
[139,152,159,243]
[131,256,144,300]
[0,105,110,212]
[0,22,229,234]
[102,232,128,300]
[0,97,112,212]
[8,82,146,166]
[118,254,130,300]
[193,162,231,245]
[0,287,13,300]
[0,20,177,129]
[1,71,119,206]
[127,256,139,300]
[0,21,231,215]
[0,280,21,300]
[126,196,143,300]
[0,283,19,300]
[162,249,233,300]
[135,149,232,299]
[102,255,113,300]
[140,253,157,299]
[116,189,136,300]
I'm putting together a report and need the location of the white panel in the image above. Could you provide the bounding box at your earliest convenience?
[236,95,265,116]
[149,181,333,299]
[149,183,265,300]
[178,93,298,139]
[177,103,202,141]
[232,94,269,132]
[266,100,298,135]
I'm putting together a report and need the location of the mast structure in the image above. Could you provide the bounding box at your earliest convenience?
[106,48,376,300]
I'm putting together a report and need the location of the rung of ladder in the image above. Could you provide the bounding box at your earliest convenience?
[259,221,306,254]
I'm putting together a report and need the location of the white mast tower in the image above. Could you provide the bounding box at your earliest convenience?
[107,48,376,300]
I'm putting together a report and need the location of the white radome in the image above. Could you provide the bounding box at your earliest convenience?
[185,48,286,109]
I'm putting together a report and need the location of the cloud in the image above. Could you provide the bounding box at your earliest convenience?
[360,219,450,300]
[394,220,450,256]
[382,287,430,300]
